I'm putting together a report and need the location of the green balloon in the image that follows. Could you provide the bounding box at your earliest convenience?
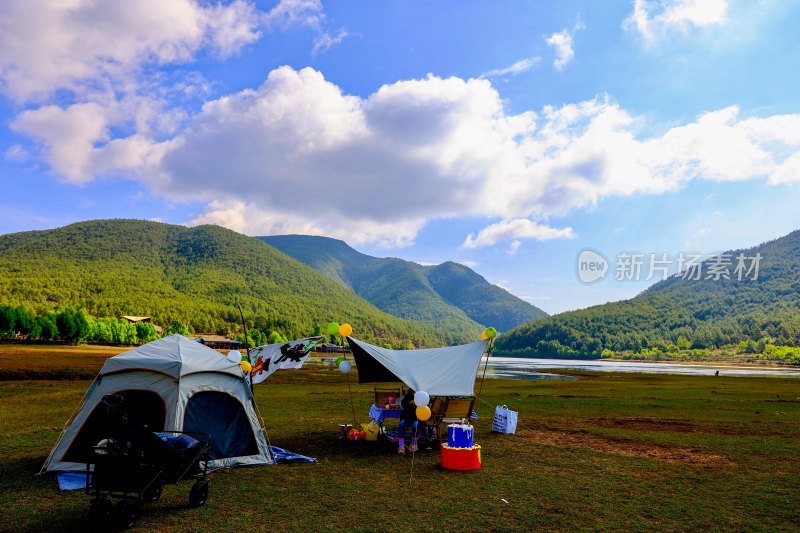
[327,322,340,335]
[485,327,497,339]
[334,356,345,367]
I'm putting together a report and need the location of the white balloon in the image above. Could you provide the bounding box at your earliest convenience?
[414,390,429,406]
[339,360,352,373]
[227,350,242,364]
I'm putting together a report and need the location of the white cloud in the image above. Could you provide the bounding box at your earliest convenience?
[463,219,576,249]
[263,0,325,31]
[480,56,541,78]
[458,260,478,268]
[190,200,425,248]
[545,23,583,71]
[0,0,262,103]
[624,0,728,43]
[264,0,348,54]
[8,59,800,249]
[313,28,349,55]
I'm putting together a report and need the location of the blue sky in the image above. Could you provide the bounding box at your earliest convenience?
[2,0,800,314]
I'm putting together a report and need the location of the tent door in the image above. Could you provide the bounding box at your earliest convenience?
[183,391,258,460]
[62,389,166,464]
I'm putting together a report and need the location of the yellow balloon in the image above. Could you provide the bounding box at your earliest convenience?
[339,323,353,337]
[240,361,252,373]
[481,331,488,340]
[416,405,431,421]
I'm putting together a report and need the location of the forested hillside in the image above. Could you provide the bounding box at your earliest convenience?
[0,220,475,347]
[497,230,800,357]
[260,235,546,332]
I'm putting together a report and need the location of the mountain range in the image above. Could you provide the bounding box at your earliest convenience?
[0,219,544,348]
[259,235,547,333]
[496,229,800,355]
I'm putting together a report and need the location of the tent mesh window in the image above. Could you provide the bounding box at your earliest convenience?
[62,389,167,464]
[183,391,258,460]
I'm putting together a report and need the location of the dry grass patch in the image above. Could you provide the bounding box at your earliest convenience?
[517,427,733,465]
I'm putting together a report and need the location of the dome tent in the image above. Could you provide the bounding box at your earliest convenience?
[44,334,272,473]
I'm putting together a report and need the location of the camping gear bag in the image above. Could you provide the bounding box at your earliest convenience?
[361,423,381,441]
[492,405,518,434]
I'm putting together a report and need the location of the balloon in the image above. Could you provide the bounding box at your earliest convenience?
[485,327,497,339]
[339,360,352,373]
[481,331,488,340]
[334,356,345,367]
[413,390,429,406]
[227,350,242,364]
[416,406,431,421]
[327,322,340,335]
[339,323,352,337]
[240,361,252,373]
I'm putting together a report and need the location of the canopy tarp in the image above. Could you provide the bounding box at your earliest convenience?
[347,337,488,396]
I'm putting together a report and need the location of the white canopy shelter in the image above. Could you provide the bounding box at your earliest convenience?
[347,337,488,396]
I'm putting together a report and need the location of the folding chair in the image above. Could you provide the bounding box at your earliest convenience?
[437,397,475,443]
[373,387,402,407]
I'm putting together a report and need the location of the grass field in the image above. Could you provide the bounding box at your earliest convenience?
[2,345,800,532]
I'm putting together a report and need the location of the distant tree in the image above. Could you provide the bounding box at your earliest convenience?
[56,310,77,342]
[135,321,158,344]
[36,315,58,341]
[14,307,34,337]
[164,320,191,337]
[737,341,748,353]
[312,325,322,337]
[268,331,286,344]
[73,310,91,341]
[93,319,113,343]
[0,306,17,337]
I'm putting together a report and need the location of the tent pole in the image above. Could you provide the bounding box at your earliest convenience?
[477,339,493,398]
[237,304,253,396]
[345,367,357,427]
[341,335,357,426]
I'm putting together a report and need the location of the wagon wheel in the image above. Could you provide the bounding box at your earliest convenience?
[189,480,209,508]
[142,482,163,503]
[89,498,113,529]
[115,500,138,530]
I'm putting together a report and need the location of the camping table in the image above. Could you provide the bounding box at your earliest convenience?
[368,404,402,424]
[368,404,478,424]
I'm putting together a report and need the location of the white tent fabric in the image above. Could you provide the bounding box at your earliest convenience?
[348,337,488,396]
[98,334,244,379]
[44,334,272,473]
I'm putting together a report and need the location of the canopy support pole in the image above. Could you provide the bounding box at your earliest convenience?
[345,368,357,427]
[477,339,493,399]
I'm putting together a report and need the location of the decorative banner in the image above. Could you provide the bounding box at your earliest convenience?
[249,336,324,384]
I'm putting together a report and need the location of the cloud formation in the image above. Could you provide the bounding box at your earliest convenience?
[5,13,800,251]
[153,68,800,248]
[462,219,576,249]
[545,23,584,71]
[480,57,541,79]
[0,0,261,103]
[625,0,728,43]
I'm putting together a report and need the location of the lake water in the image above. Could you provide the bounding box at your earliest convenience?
[480,356,800,380]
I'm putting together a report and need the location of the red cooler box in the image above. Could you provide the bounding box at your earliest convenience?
[441,444,481,470]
